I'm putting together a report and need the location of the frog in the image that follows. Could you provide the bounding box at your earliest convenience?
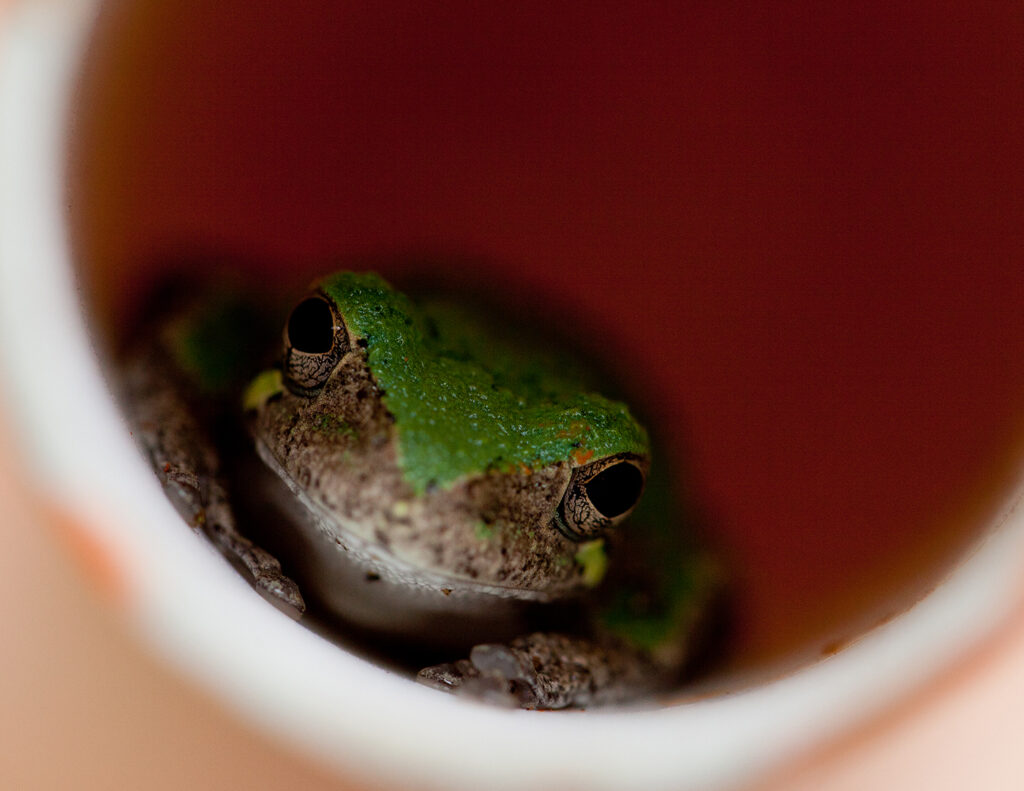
[122,269,722,709]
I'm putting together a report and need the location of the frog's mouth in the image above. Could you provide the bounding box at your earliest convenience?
[250,436,571,601]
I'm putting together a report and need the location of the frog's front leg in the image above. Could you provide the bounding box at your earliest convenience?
[123,348,305,616]
[417,632,667,710]
[419,546,723,710]
[198,478,306,615]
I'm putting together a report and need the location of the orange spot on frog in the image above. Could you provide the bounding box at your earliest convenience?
[571,447,595,465]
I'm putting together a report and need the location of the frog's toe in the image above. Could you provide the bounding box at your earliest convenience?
[158,474,205,527]
[417,657,535,709]
[419,643,551,709]
[201,518,306,616]
[253,570,306,617]
[416,659,477,692]
[466,644,542,708]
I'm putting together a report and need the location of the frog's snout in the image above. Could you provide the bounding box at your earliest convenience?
[555,454,647,541]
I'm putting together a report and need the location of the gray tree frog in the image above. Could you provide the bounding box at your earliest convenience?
[122,270,722,709]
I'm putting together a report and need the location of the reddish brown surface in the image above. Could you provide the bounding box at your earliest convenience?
[70,2,1024,672]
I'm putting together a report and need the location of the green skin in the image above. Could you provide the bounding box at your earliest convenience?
[135,270,719,709]
[319,272,649,493]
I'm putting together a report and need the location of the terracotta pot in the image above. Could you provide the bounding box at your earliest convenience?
[1,2,1022,788]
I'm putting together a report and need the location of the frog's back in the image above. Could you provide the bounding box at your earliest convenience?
[317,272,649,493]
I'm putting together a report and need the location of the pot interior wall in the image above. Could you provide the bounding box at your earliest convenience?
[69,0,1024,677]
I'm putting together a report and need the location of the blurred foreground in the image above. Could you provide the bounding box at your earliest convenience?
[3,393,1024,789]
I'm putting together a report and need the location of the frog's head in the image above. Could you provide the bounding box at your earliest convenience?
[248,271,650,598]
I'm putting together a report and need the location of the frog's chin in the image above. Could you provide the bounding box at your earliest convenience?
[243,445,583,650]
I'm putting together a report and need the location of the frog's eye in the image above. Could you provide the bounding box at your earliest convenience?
[283,295,350,393]
[556,454,647,541]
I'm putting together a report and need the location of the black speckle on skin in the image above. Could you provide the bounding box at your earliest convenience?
[365,572,381,582]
